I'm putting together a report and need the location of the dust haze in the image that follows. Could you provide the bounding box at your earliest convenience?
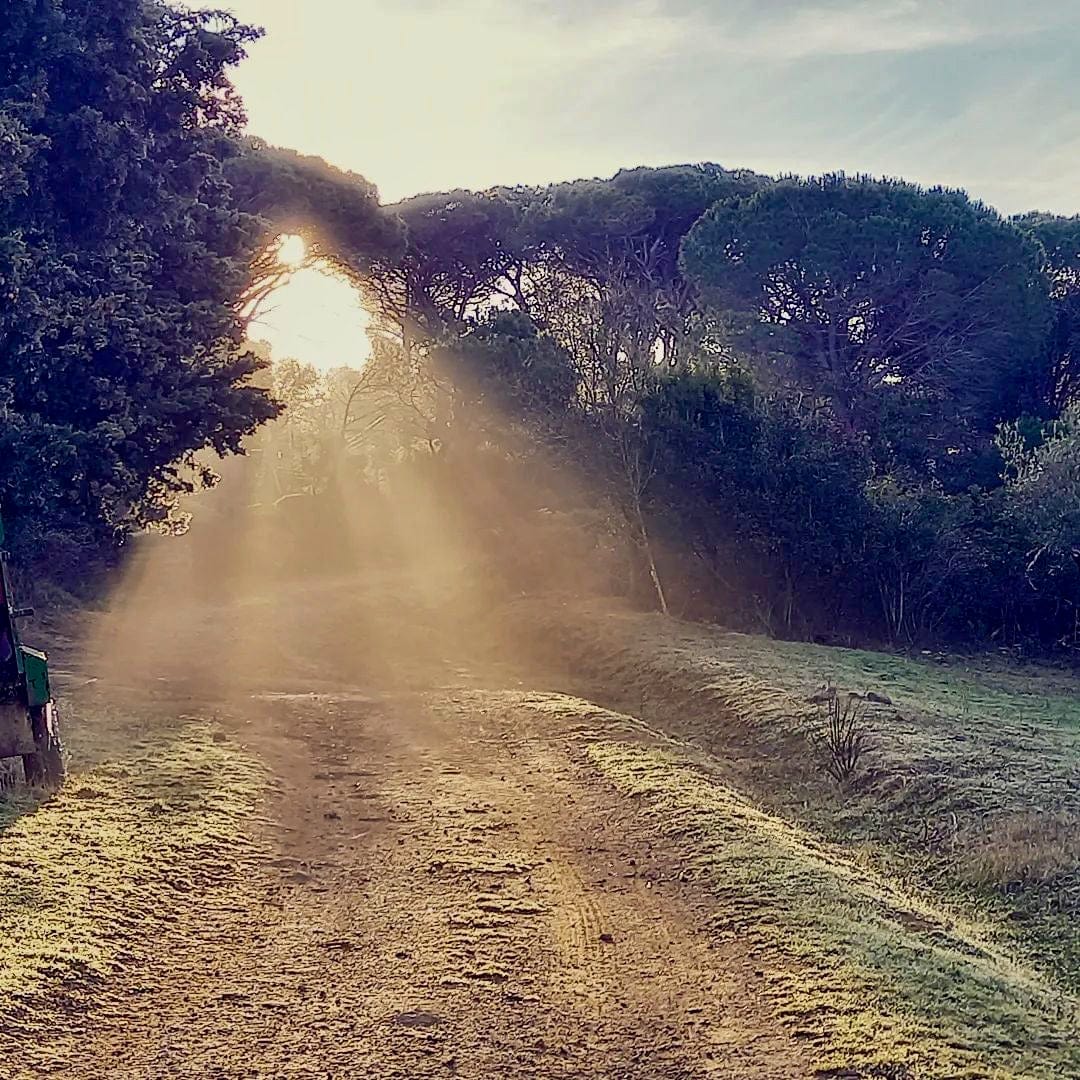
[86,397,618,710]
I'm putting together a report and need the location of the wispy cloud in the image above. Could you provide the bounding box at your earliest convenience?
[728,1,996,59]
[644,0,1075,60]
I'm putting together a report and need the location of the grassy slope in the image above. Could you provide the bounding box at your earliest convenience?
[509,600,1080,1078]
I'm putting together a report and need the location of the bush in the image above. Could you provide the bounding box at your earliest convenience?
[643,373,873,637]
[810,688,870,788]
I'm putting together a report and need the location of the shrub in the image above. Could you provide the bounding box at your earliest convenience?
[809,687,870,788]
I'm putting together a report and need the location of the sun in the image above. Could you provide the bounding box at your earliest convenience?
[276,233,308,268]
[248,262,373,373]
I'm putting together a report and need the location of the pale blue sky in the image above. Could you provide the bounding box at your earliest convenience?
[227,0,1080,214]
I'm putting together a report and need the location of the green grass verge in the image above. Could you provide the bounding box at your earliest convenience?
[508,601,1080,990]
[0,704,265,1023]
[588,738,1079,1080]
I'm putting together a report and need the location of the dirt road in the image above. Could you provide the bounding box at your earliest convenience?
[2,593,814,1080]
[5,535,1077,1080]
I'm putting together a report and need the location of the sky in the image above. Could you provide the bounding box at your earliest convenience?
[224,0,1080,370]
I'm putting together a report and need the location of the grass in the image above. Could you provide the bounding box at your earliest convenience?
[508,603,1080,837]
[585,737,1079,1080]
[0,700,265,1027]
[503,599,1080,1065]
[954,811,1080,889]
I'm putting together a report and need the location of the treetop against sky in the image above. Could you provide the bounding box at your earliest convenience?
[224,0,1080,370]
[226,0,1080,215]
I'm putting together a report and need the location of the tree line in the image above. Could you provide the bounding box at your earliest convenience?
[3,2,1079,651]
[335,168,1079,650]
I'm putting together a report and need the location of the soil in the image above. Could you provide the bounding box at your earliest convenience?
[0,566,816,1078]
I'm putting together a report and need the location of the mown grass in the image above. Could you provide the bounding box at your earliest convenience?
[587,738,1079,1080]
[735,634,1080,731]
[0,701,265,1027]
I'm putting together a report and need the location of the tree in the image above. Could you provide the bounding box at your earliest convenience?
[1015,213,1080,413]
[644,372,872,633]
[365,190,527,356]
[999,408,1080,644]
[535,165,764,362]
[247,357,333,502]
[225,141,404,321]
[682,175,1051,466]
[524,165,767,372]
[500,166,770,612]
[0,0,279,553]
[429,310,577,441]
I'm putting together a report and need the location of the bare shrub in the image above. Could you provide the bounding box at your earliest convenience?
[810,686,869,787]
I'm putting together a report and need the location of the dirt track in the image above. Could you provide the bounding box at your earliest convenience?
[4,515,1078,1078]
[7,618,814,1078]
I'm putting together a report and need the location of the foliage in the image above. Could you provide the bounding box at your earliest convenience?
[430,310,577,440]
[365,189,526,347]
[227,141,404,318]
[998,408,1080,645]
[681,175,1051,470]
[809,688,869,787]
[245,356,338,503]
[1015,212,1080,412]
[643,373,872,634]
[1002,407,1080,551]
[0,0,279,556]
[0,2,408,574]
[525,164,767,369]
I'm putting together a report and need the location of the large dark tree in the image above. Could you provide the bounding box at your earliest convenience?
[525,164,768,371]
[644,372,872,634]
[0,1,277,552]
[1015,212,1080,414]
[430,310,577,436]
[365,190,527,355]
[682,175,1051,465]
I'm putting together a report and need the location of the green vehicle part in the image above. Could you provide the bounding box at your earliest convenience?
[0,511,65,787]
[21,648,52,709]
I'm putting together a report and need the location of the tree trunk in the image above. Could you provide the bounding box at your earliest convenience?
[634,500,669,615]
